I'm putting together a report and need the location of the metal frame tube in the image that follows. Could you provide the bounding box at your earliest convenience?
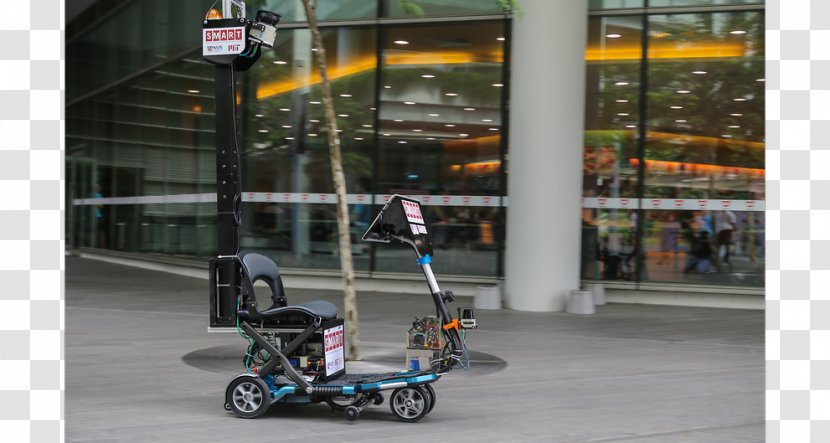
[420,263,441,294]
[241,322,312,392]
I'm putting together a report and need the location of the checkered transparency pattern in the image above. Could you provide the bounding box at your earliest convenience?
[767,0,830,441]
[0,1,64,442]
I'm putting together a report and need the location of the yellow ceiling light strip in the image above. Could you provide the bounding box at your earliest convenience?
[585,42,747,61]
[256,56,377,100]
[386,51,477,65]
[256,50,502,100]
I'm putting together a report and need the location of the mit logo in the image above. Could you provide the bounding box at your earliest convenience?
[205,28,243,42]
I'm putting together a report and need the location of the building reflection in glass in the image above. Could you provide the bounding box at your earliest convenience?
[581,10,765,287]
[375,21,506,275]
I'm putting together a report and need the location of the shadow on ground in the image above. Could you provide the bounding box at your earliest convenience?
[183,345,506,376]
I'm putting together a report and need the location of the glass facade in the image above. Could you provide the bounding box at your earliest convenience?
[239,25,377,271]
[582,7,765,287]
[260,0,376,22]
[67,1,764,289]
[374,21,505,275]
[383,0,505,17]
[589,0,763,9]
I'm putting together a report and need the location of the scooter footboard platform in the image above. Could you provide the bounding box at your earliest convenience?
[319,370,438,394]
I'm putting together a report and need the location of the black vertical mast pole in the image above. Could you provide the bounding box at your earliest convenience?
[214,61,242,325]
[204,1,280,327]
[205,0,265,327]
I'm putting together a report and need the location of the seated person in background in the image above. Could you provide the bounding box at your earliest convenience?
[684,231,712,274]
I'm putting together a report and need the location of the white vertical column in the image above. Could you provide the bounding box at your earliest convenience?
[505,0,588,312]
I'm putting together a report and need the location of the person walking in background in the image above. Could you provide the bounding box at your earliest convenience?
[717,210,737,265]
[657,212,680,265]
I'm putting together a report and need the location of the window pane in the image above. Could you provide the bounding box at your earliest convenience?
[375,21,506,276]
[589,0,645,10]
[590,0,764,8]
[584,16,643,199]
[641,209,764,285]
[644,12,764,201]
[240,203,373,271]
[640,11,764,286]
[67,49,216,256]
[241,27,377,271]
[582,208,639,281]
[263,0,376,21]
[648,0,764,7]
[67,0,206,102]
[383,0,505,18]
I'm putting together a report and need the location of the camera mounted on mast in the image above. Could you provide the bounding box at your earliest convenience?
[202,0,281,70]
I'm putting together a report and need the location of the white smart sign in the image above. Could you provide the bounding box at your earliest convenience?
[203,27,246,56]
[324,324,345,375]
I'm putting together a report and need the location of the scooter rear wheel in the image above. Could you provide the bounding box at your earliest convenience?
[389,386,430,423]
[225,375,271,419]
[423,383,436,413]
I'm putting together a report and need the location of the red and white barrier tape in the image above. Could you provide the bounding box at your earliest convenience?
[73,193,764,211]
[581,197,764,211]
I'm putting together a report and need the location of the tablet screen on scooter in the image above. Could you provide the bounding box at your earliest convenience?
[362,194,434,257]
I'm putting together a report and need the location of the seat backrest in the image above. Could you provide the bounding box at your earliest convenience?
[240,252,287,308]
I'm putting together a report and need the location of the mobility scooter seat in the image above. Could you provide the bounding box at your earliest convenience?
[239,252,339,323]
[237,300,337,321]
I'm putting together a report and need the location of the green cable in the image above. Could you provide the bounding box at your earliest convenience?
[236,295,255,373]
[459,330,471,370]
[235,296,247,339]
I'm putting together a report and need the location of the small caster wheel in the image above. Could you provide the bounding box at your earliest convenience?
[344,405,360,421]
[390,386,430,423]
[373,393,384,406]
[423,384,436,413]
[223,402,231,411]
[325,396,356,411]
[225,375,271,419]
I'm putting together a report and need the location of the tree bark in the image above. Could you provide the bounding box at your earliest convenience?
[300,0,361,360]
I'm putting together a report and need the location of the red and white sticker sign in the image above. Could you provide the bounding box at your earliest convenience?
[324,325,345,374]
[203,27,246,56]
[402,200,424,224]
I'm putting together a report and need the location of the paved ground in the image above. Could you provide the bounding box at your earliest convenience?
[66,257,764,442]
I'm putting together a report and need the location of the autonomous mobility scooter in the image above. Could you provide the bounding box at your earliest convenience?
[202,1,472,422]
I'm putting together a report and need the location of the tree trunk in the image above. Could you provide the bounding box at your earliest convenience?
[300,0,361,361]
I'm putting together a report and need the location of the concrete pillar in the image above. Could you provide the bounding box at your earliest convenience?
[505,0,588,312]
